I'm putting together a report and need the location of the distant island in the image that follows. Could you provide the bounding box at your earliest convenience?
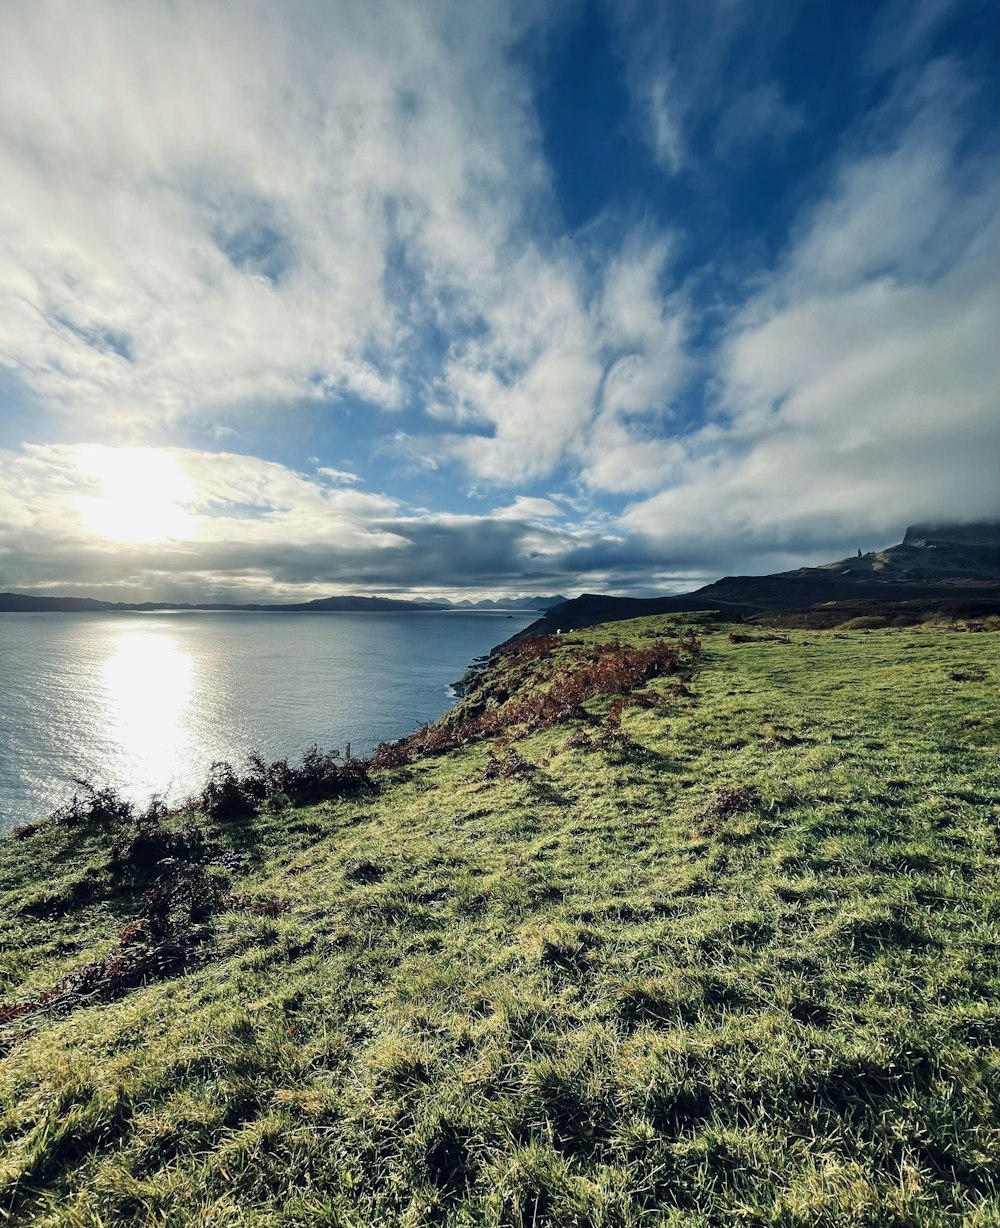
[0,592,569,615]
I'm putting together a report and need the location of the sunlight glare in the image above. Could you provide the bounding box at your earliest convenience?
[100,629,195,799]
[77,447,194,543]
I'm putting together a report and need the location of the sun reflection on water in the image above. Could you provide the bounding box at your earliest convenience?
[100,628,195,799]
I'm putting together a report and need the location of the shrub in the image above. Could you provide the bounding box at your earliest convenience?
[109,799,207,870]
[200,761,259,822]
[9,821,44,839]
[697,787,761,835]
[481,746,536,781]
[51,779,134,828]
[199,746,371,821]
[369,739,412,770]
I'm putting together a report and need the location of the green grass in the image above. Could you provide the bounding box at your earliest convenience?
[1,616,997,1226]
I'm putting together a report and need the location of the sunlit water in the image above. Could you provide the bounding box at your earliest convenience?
[0,610,535,831]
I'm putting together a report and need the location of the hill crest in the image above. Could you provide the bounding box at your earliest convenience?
[510,521,999,642]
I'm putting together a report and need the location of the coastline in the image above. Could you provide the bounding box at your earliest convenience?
[0,609,538,832]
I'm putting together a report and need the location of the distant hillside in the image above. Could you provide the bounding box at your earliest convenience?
[820,522,1000,583]
[0,593,445,614]
[0,592,573,615]
[281,596,445,613]
[507,521,1000,643]
[447,594,568,611]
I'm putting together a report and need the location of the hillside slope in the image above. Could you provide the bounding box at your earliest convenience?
[511,522,1000,642]
[820,522,1000,583]
[1,616,998,1226]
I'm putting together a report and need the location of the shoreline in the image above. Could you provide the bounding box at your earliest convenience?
[0,610,538,832]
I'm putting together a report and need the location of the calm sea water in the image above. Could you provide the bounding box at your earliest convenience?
[0,610,535,831]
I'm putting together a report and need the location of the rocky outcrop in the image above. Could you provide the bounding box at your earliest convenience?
[820,521,1000,583]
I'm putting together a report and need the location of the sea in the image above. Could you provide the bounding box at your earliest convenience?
[0,610,536,832]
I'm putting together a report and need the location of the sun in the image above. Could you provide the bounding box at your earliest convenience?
[76,447,194,543]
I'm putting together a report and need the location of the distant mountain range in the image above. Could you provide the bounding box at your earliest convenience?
[0,591,568,615]
[4,522,996,628]
[506,522,1000,642]
[446,595,568,611]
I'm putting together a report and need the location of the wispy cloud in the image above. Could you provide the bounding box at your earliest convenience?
[609,0,804,173]
[0,2,552,428]
[713,82,804,158]
[624,60,999,557]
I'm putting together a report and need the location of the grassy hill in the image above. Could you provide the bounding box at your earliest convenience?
[507,523,1000,643]
[1,615,998,1226]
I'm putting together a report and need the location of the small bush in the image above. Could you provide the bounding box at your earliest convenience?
[199,746,370,820]
[588,723,636,756]
[200,761,257,822]
[369,739,412,770]
[729,631,790,644]
[697,786,761,835]
[237,893,289,917]
[51,779,134,828]
[141,860,228,938]
[9,821,44,839]
[499,635,563,665]
[344,858,384,884]
[109,800,207,870]
[529,923,602,971]
[481,746,536,781]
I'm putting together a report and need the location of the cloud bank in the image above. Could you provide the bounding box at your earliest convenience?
[0,0,995,598]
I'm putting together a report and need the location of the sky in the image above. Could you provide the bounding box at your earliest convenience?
[0,0,997,602]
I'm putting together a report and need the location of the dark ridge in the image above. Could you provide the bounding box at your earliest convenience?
[502,521,1000,644]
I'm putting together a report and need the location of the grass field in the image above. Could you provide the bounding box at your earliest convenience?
[1,616,997,1226]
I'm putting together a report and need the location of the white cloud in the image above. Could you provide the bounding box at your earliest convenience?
[609,0,804,176]
[316,467,361,485]
[492,496,564,520]
[0,444,404,559]
[0,1,552,429]
[865,0,961,71]
[0,442,625,599]
[0,0,691,500]
[431,234,688,488]
[434,248,602,482]
[643,74,686,173]
[624,67,999,561]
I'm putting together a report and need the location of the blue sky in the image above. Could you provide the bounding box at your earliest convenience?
[0,0,996,601]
